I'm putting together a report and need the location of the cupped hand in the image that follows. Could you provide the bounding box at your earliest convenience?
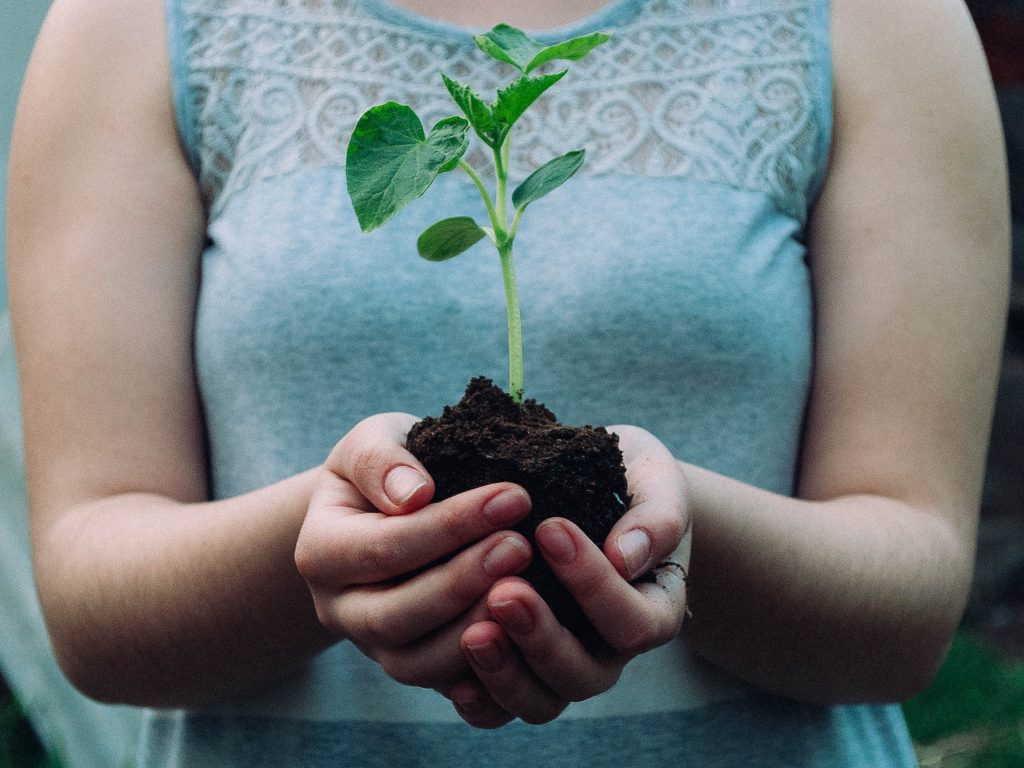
[294,413,536,691]
[448,424,691,728]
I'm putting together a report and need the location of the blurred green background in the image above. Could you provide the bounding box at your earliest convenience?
[1,1,1022,766]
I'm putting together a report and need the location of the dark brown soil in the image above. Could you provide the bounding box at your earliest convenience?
[406,377,630,647]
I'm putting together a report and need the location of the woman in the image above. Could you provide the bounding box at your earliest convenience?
[7,0,1008,764]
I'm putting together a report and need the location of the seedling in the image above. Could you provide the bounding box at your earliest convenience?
[345,24,610,404]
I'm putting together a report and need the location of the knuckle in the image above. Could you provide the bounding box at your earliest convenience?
[295,527,361,587]
[293,537,318,583]
[445,571,482,611]
[336,418,392,483]
[377,654,429,688]
[436,501,471,549]
[615,628,657,656]
[611,616,674,656]
[311,597,343,636]
[332,423,363,468]
[353,604,402,649]
[358,529,406,580]
[294,534,334,586]
[351,443,384,486]
[662,513,686,550]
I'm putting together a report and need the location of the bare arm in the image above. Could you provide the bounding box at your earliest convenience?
[680,0,1009,703]
[6,0,338,705]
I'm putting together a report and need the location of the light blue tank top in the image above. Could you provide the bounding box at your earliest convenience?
[146,0,918,764]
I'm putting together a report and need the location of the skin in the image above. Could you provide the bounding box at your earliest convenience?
[381,0,616,29]
[6,0,1008,730]
[296,417,688,726]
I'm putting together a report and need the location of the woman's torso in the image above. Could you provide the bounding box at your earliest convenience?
[142,0,917,765]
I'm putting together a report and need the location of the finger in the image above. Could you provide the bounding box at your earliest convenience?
[460,620,569,725]
[535,519,686,655]
[445,679,515,730]
[295,470,375,587]
[368,597,492,690]
[311,483,531,586]
[306,466,375,516]
[604,425,690,581]
[483,578,624,702]
[327,413,434,514]
[322,531,532,647]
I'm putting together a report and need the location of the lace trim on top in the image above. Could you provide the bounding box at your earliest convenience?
[172,0,831,222]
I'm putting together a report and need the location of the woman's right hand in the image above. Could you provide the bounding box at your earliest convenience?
[294,413,535,692]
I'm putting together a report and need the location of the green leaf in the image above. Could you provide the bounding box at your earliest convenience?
[492,71,567,128]
[903,632,1024,744]
[474,24,546,73]
[511,149,586,211]
[442,74,504,147]
[525,32,611,73]
[346,103,469,232]
[443,70,569,148]
[417,217,487,261]
[474,24,610,73]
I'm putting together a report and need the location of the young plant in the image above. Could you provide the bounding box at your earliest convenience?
[345,24,610,404]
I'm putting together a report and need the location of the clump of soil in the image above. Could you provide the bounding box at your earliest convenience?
[406,376,630,646]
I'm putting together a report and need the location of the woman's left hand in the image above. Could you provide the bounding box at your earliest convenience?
[444,425,691,728]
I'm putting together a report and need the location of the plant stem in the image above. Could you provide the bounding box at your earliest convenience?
[509,205,525,240]
[458,159,499,230]
[494,162,508,231]
[498,238,524,404]
[494,136,523,402]
[462,137,523,403]
[479,135,523,403]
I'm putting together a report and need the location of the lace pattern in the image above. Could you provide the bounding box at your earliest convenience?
[176,0,829,220]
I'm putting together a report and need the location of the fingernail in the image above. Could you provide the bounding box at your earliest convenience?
[483,536,531,577]
[383,465,427,506]
[490,599,535,635]
[538,521,576,565]
[617,529,652,580]
[466,640,504,673]
[482,488,530,526]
